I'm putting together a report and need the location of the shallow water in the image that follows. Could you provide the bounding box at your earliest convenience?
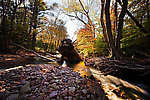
[72,61,150,100]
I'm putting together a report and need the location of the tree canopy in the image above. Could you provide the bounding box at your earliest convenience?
[0,0,68,52]
[0,0,149,59]
[61,0,150,58]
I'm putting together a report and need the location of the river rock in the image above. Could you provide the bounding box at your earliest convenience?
[29,96,36,100]
[0,64,108,100]
[18,94,29,100]
[35,96,43,100]
[68,96,72,100]
[42,88,48,93]
[40,93,45,97]
[49,91,58,98]
[20,81,31,94]
[82,89,87,94]
[68,87,76,96]
[44,96,50,100]
[75,78,80,83]
[11,72,15,76]
[6,94,18,100]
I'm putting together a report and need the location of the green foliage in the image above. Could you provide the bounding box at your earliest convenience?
[0,0,68,52]
[121,26,150,57]
[95,34,109,56]
[36,40,48,51]
[121,0,150,58]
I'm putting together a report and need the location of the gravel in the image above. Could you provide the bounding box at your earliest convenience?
[0,64,107,100]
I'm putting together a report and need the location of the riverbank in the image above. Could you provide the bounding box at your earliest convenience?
[85,57,150,95]
[0,52,35,69]
[1,52,150,85]
[0,52,109,99]
[0,63,108,100]
[0,53,150,99]
[86,57,150,83]
[1,53,150,85]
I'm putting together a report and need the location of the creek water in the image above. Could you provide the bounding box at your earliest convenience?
[1,60,150,100]
[72,61,150,100]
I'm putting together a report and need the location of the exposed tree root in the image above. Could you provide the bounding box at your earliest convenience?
[86,57,150,84]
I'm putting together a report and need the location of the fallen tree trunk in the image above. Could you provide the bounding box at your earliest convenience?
[11,42,56,62]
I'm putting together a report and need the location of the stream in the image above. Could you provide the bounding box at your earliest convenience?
[0,59,150,100]
[72,61,150,100]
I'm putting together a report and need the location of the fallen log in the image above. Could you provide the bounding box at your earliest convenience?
[11,42,56,62]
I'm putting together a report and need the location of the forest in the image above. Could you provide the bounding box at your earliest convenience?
[0,0,150,100]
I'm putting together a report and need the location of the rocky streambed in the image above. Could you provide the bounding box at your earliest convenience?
[0,63,108,100]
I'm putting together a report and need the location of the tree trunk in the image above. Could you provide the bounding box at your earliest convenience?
[105,0,122,58]
[1,0,5,52]
[32,0,38,50]
[118,0,149,38]
[146,0,149,22]
[114,0,118,41]
[28,19,32,49]
[105,0,116,57]
[23,1,27,47]
[1,0,9,52]
[100,0,111,53]
[115,0,128,49]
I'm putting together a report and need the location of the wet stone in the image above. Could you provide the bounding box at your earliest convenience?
[35,96,43,100]
[29,96,36,100]
[42,88,48,93]
[18,94,29,100]
[0,64,107,99]
[49,91,58,98]
[11,72,15,76]
[20,81,31,94]
[6,94,19,100]
[82,89,87,94]
[44,96,50,100]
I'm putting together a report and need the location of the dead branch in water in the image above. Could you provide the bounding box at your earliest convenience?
[45,52,61,59]
[11,42,56,62]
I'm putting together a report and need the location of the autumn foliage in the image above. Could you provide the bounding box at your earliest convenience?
[76,25,95,57]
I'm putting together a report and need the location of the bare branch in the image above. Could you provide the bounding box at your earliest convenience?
[64,12,87,25]
[118,0,149,36]
[79,0,88,13]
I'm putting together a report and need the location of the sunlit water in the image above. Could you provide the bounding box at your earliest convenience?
[72,61,150,100]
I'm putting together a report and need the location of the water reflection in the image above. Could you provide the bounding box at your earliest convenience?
[72,61,150,100]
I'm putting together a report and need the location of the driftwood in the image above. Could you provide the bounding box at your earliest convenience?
[11,43,56,62]
[45,53,61,59]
